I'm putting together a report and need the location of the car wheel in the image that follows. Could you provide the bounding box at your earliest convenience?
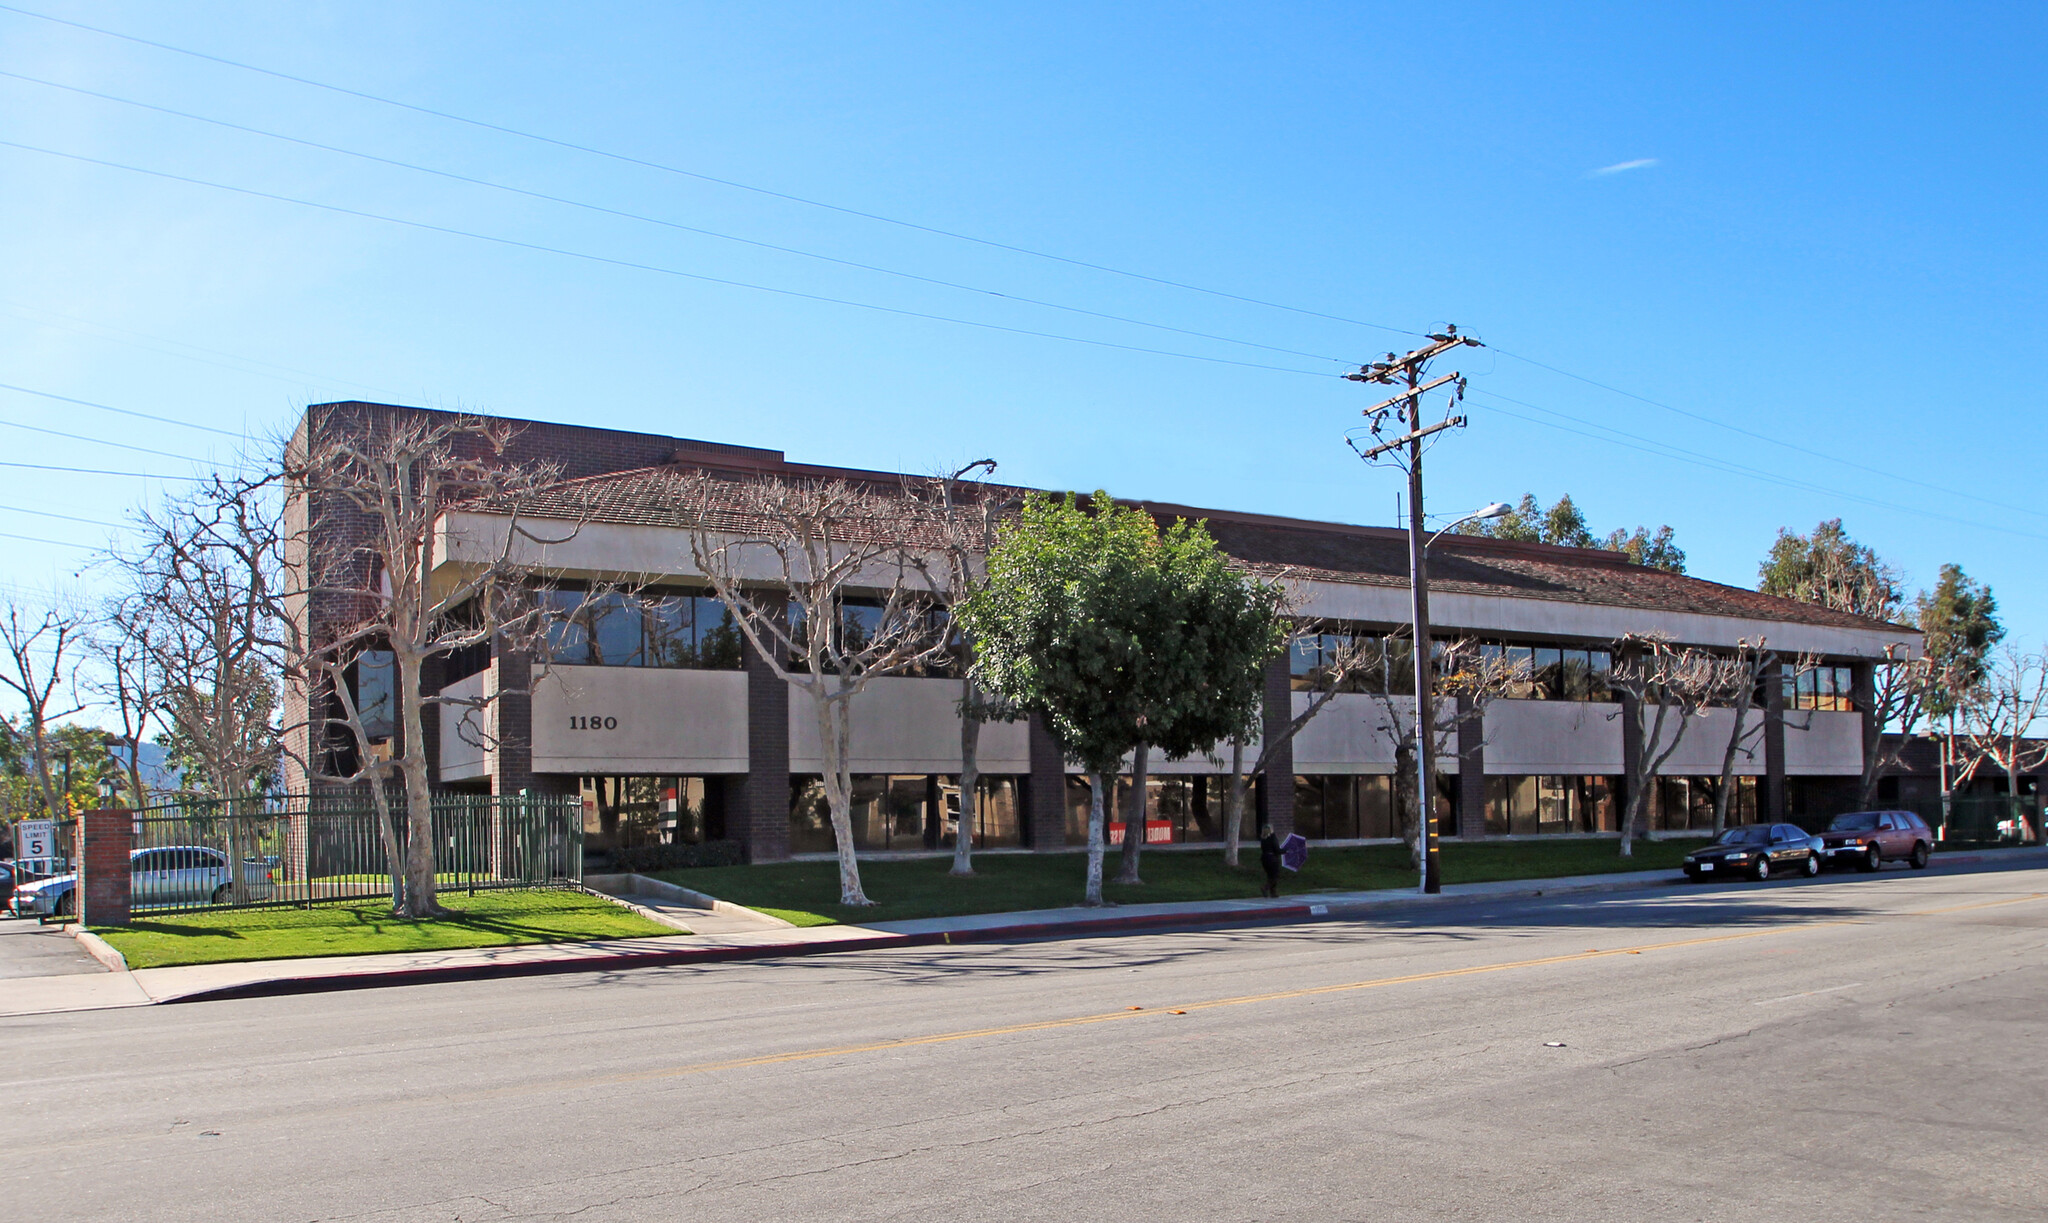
[1910,842,1931,870]
[1862,844,1882,873]
[210,885,232,906]
[55,891,74,917]
[1802,853,1821,877]
[1752,856,1771,882]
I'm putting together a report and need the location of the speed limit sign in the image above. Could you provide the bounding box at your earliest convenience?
[15,820,56,861]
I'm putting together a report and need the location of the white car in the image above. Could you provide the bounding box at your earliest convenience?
[10,846,275,917]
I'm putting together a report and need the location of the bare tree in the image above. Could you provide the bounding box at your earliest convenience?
[85,618,160,809]
[1215,622,1380,867]
[912,460,1018,878]
[1360,636,1528,865]
[1606,634,1730,858]
[111,476,296,804]
[1853,644,1935,807]
[0,599,89,818]
[1705,639,1772,835]
[680,474,951,906]
[1961,647,2048,831]
[293,415,565,917]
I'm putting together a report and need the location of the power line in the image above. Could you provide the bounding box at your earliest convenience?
[1464,388,2048,543]
[0,414,208,463]
[0,504,127,530]
[0,139,1338,378]
[0,530,96,550]
[0,3,1420,340]
[0,381,248,439]
[0,68,1354,368]
[1489,346,2043,522]
[0,298,403,400]
[0,460,197,479]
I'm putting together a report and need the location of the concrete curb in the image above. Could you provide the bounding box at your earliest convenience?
[576,886,699,934]
[139,850,2045,1008]
[73,928,129,973]
[584,873,796,928]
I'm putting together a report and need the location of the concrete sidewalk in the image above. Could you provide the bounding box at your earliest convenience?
[5,847,2040,1017]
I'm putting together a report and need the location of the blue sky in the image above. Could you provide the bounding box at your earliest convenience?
[2,2,2043,653]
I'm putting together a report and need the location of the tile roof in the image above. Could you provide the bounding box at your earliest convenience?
[488,463,1911,636]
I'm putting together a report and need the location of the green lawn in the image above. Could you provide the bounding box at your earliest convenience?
[660,836,1708,927]
[97,889,678,970]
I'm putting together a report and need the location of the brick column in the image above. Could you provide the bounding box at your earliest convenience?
[1456,694,1486,837]
[1619,642,1645,831]
[1763,657,1787,820]
[1853,661,1876,808]
[733,605,790,862]
[1026,712,1068,850]
[491,645,536,796]
[1261,654,1295,837]
[78,808,132,927]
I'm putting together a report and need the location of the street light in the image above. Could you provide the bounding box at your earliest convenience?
[1409,500,1511,894]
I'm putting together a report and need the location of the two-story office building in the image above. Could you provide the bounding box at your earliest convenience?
[285,401,1921,862]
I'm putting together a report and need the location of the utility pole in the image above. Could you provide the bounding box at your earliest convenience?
[1347,325,1483,894]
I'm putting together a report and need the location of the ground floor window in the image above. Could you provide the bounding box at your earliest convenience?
[1485,775,1621,835]
[1651,776,1757,831]
[1061,774,1244,846]
[1295,775,1400,840]
[580,776,721,854]
[789,774,1025,853]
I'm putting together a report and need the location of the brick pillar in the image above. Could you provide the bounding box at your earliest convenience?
[1026,712,1068,850]
[492,645,536,796]
[734,604,790,862]
[1261,654,1295,837]
[1620,643,1645,831]
[1763,657,1787,820]
[1853,661,1876,808]
[78,808,132,927]
[1456,693,1486,838]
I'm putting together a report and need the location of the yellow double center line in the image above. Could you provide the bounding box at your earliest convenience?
[567,891,2038,1088]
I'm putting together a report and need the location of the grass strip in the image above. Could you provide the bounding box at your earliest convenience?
[97,889,678,970]
[659,837,1708,927]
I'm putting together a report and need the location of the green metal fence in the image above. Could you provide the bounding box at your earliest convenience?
[127,792,583,913]
[1905,795,2043,848]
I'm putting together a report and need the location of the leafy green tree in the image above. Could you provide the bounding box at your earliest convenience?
[957,492,1285,902]
[1757,519,1903,621]
[1918,563,2003,718]
[1459,493,1684,572]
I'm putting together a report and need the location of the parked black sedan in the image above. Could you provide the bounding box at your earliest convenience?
[1683,823,1823,882]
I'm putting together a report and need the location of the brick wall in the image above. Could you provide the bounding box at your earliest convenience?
[1456,694,1486,838]
[1026,712,1068,850]
[734,603,790,862]
[1260,654,1295,837]
[78,808,132,927]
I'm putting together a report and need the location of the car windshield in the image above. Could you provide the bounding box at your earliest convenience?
[1829,813,1881,831]
[1715,827,1771,846]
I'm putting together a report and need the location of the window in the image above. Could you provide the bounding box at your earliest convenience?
[1784,664,1857,711]
[351,650,397,741]
[1482,642,1610,701]
[545,588,742,670]
[1485,776,1620,834]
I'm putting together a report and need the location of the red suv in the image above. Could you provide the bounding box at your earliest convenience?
[1820,810,1933,872]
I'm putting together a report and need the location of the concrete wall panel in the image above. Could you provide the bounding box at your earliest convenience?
[530,666,748,775]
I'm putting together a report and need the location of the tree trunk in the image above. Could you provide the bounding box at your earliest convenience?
[1394,740,1421,867]
[1115,742,1148,884]
[1711,698,1753,835]
[398,648,442,917]
[951,675,979,877]
[1083,769,1108,906]
[366,767,406,912]
[1223,739,1246,867]
[816,692,872,906]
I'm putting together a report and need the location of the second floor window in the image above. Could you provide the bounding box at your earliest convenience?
[544,588,743,670]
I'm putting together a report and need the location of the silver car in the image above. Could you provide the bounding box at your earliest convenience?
[11,846,275,916]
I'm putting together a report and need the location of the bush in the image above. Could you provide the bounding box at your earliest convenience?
[606,840,745,873]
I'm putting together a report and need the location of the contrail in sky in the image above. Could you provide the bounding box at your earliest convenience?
[1591,158,1659,176]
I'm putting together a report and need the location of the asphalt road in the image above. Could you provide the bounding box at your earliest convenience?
[0,913,101,978]
[5,863,2044,1222]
